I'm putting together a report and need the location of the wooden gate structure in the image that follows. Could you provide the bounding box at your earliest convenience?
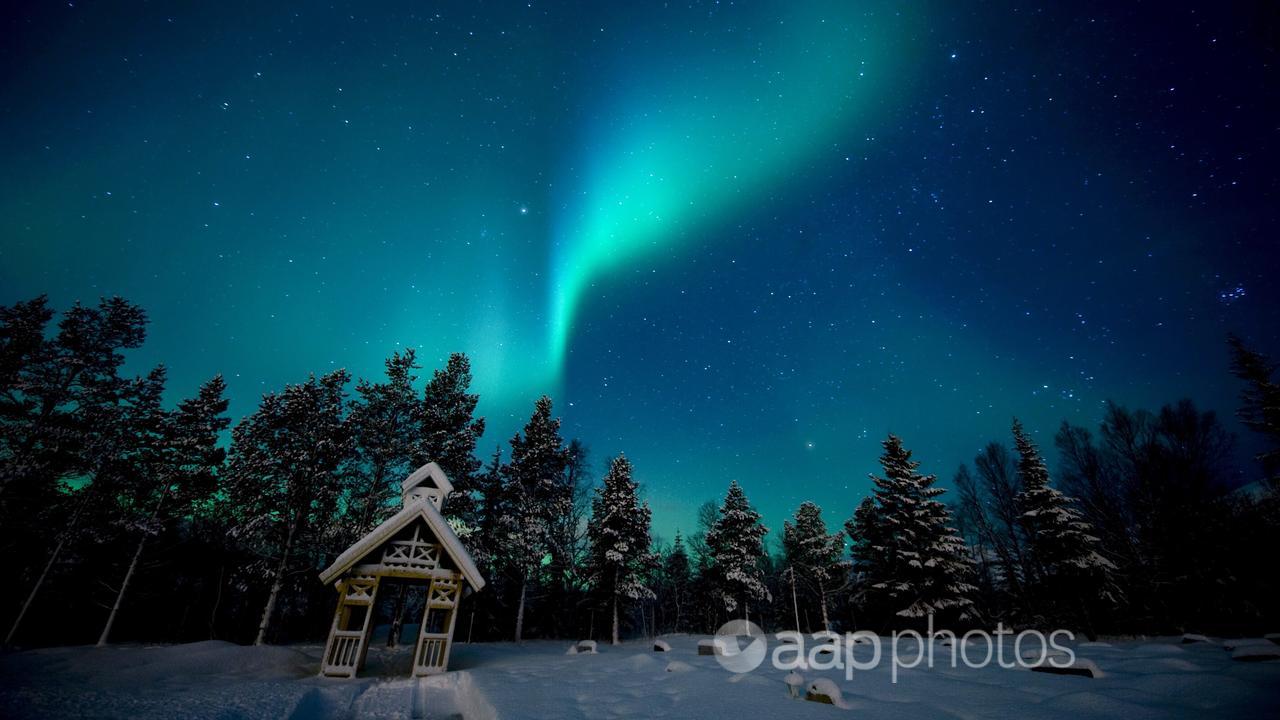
[318,462,485,678]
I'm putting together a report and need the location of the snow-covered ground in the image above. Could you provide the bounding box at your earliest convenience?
[2,633,1279,719]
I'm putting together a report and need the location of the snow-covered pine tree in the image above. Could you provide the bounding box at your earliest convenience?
[416,353,486,532]
[472,445,505,571]
[706,480,770,622]
[222,370,352,646]
[1011,420,1114,604]
[845,496,885,595]
[855,435,976,624]
[660,532,692,633]
[586,455,657,644]
[783,501,848,631]
[97,374,229,645]
[494,396,570,641]
[346,350,421,542]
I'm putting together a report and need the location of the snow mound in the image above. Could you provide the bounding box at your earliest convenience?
[1181,633,1213,644]
[1224,638,1272,651]
[697,638,726,656]
[805,677,849,708]
[567,640,598,655]
[1231,645,1280,662]
[664,660,694,673]
[1021,647,1071,663]
[1265,633,1280,645]
[1134,643,1185,655]
[784,670,806,698]
[1030,658,1103,679]
[653,639,671,652]
[625,653,658,671]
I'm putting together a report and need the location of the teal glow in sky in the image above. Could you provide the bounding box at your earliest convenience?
[2,1,1277,542]
[550,3,911,369]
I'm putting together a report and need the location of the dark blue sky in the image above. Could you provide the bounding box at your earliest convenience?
[2,1,1276,542]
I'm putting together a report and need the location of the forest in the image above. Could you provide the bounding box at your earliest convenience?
[2,295,1278,651]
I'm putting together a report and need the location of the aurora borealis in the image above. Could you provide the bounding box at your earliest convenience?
[2,1,1277,541]
[549,3,908,368]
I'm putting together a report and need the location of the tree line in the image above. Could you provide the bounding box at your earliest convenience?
[1,296,1277,650]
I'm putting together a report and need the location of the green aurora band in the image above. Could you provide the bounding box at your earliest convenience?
[548,3,919,372]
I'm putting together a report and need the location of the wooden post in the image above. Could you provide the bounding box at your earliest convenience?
[355,578,380,673]
[319,583,347,677]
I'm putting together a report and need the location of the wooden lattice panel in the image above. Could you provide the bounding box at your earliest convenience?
[381,526,442,571]
[429,578,460,608]
[343,576,378,605]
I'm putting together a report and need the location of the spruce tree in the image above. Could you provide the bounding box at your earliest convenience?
[1012,419,1113,627]
[416,353,486,531]
[473,446,505,571]
[222,370,352,645]
[346,351,422,541]
[706,480,770,622]
[586,455,657,644]
[854,435,975,624]
[494,395,570,641]
[661,532,692,633]
[783,501,848,631]
[846,497,883,582]
[1013,420,1112,574]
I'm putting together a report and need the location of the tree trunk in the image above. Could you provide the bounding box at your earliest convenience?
[6,534,67,646]
[6,491,91,646]
[97,534,148,646]
[611,595,620,646]
[98,488,168,647]
[255,515,299,646]
[386,583,408,647]
[514,577,527,642]
[790,568,801,633]
[611,568,620,645]
[209,565,225,640]
[818,578,831,632]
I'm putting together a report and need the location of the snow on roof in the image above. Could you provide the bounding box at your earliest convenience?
[318,495,484,591]
[401,461,454,495]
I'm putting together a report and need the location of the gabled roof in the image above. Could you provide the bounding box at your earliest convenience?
[318,496,484,591]
[401,461,454,495]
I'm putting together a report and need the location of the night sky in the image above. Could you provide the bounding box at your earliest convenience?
[2,2,1277,542]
